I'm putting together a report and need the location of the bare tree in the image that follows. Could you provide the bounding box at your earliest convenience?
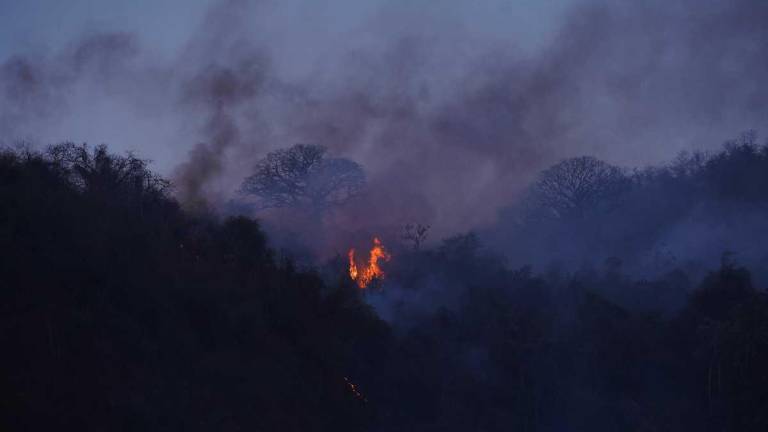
[530,156,627,217]
[240,144,365,214]
[401,223,430,251]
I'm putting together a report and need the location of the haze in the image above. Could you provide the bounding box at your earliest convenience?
[2,0,766,241]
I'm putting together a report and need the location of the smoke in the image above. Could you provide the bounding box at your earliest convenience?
[1,0,767,252]
[173,53,267,208]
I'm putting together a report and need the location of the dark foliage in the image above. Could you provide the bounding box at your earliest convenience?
[490,132,768,281]
[3,142,768,431]
[361,236,768,431]
[0,144,383,431]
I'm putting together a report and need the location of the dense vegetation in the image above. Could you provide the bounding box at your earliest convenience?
[0,143,382,430]
[490,131,768,282]
[3,141,768,431]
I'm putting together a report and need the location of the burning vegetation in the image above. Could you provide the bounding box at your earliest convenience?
[348,237,391,289]
[344,377,368,403]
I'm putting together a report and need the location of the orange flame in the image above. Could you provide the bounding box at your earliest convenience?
[348,237,391,289]
[348,249,358,280]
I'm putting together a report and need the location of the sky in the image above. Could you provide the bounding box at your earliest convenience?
[0,0,210,58]
[1,0,767,250]
[0,0,572,63]
[0,0,575,169]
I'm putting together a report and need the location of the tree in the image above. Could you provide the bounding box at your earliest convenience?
[529,156,627,218]
[46,142,169,198]
[240,144,365,215]
[401,223,430,251]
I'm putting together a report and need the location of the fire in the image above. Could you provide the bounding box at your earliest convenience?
[348,249,358,280]
[348,237,391,289]
[344,376,368,403]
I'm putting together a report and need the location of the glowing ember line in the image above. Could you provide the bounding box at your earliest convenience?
[344,376,368,402]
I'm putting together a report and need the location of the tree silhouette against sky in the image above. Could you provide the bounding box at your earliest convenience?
[240,144,365,216]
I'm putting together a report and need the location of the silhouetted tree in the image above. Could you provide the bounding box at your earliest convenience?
[530,156,627,217]
[401,223,430,250]
[240,144,365,216]
[47,142,169,196]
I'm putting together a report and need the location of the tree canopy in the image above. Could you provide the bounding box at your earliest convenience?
[530,156,627,218]
[240,144,365,214]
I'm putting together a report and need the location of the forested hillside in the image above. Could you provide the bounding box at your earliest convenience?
[0,144,383,430]
[2,143,768,431]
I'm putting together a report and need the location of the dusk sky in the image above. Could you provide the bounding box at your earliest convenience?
[1,0,766,238]
[0,1,571,59]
